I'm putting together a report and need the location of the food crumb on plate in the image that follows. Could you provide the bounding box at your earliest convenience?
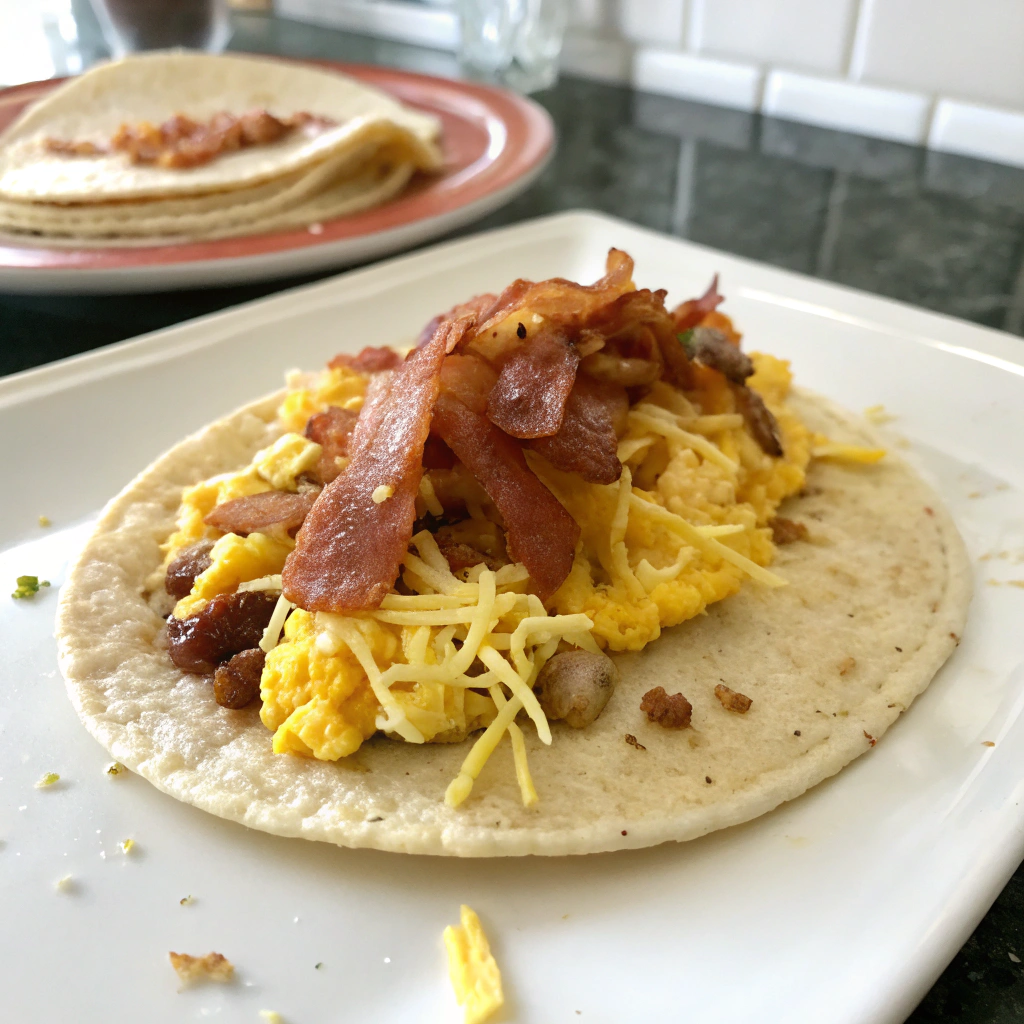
[54,874,74,892]
[1010,952,1021,963]
[259,1012,284,1023]
[38,515,51,527]
[105,761,126,776]
[169,951,234,987]
[36,772,60,788]
[12,575,50,599]
[180,895,195,905]
[444,905,503,1024]
[120,838,136,854]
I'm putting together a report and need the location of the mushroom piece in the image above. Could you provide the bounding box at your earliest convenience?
[535,650,618,728]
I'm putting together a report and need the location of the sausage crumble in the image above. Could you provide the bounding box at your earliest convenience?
[640,686,692,729]
[714,683,752,714]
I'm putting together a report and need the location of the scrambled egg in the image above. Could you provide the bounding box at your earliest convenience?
[444,905,504,1024]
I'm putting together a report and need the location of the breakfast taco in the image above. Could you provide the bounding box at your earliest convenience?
[56,251,971,856]
[0,51,441,241]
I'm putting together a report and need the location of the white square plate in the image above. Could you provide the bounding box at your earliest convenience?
[2,211,1023,1024]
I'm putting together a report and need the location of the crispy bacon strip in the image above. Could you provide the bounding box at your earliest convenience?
[432,391,580,600]
[282,317,474,611]
[529,376,624,484]
[672,275,724,333]
[486,323,579,439]
[204,490,318,536]
[328,346,404,373]
[305,405,358,484]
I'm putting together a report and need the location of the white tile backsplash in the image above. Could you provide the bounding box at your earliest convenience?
[285,0,1024,167]
[617,0,686,47]
[851,0,1024,109]
[634,48,764,110]
[763,69,930,144]
[693,0,858,76]
[929,99,1024,170]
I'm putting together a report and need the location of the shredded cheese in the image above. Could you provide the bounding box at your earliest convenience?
[259,594,294,653]
[238,573,283,593]
[630,408,739,474]
[630,494,787,587]
[812,438,886,463]
[371,484,394,503]
[444,906,504,1024]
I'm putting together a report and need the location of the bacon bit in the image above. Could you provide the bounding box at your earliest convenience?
[422,435,457,470]
[432,391,580,601]
[733,384,784,457]
[47,109,335,170]
[672,275,724,333]
[924,506,935,516]
[714,684,752,713]
[770,517,808,545]
[487,323,579,439]
[864,730,876,746]
[328,346,403,373]
[469,249,635,344]
[640,686,692,729]
[168,951,234,986]
[283,316,474,611]
[624,733,646,751]
[529,376,625,484]
[305,404,358,484]
[204,490,318,537]
[838,656,856,675]
[439,353,498,414]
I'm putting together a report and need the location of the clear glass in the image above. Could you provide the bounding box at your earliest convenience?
[88,0,231,56]
[458,0,568,93]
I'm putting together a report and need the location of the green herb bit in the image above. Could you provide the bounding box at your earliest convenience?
[12,576,50,599]
[676,329,695,355]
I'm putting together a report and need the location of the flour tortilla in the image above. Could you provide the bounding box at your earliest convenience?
[56,389,971,857]
[0,160,414,244]
[0,51,441,203]
[0,136,411,239]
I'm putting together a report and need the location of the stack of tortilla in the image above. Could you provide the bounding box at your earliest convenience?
[0,51,443,244]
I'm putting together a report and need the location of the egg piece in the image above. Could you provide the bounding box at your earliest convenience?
[277,365,367,434]
[252,432,322,492]
[444,905,504,1024]
[173,532,292,618]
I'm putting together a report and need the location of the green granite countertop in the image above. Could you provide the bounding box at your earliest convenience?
[2,13,1023,1022]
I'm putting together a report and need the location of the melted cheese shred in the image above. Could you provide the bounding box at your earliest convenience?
[444,905,504,1024]
[310,547,596,806]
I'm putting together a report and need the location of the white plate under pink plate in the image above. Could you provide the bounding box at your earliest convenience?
[1,211,1022,1023]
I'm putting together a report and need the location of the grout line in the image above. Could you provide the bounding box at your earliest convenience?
[814,172,849,280]
[1004,253,1024,336]
[684,0,705,54]
[670,137,697,238]
[845,0,875,81]
[921,93,941,149]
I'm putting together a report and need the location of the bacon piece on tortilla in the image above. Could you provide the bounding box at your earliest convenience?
[304,404,358,484]
[672,275,724,333]
[486,323,579,439]
[283,317,474,611]
[328,346,403,373]
[529,376,625,484]
[469,249,635,345]
[204,490,318,537]
[432,391,580,600]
